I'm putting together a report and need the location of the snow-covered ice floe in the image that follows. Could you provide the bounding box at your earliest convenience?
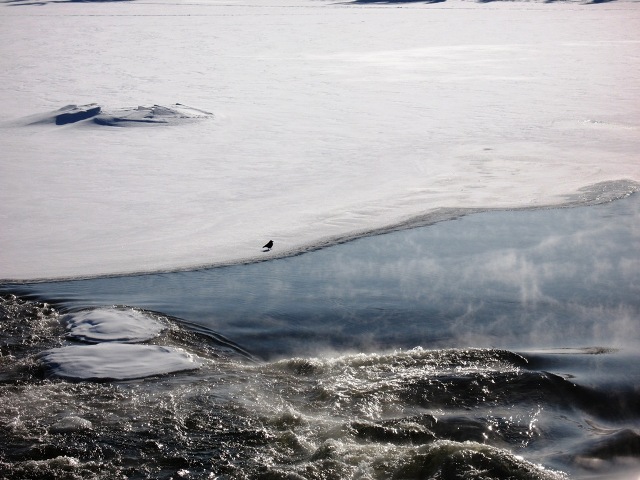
[38,343,201,381]
[62,307,166,343]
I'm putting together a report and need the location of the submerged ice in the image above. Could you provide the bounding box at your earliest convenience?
[40,306,205,380]
[62,307,165,343]
[38,343,201,380]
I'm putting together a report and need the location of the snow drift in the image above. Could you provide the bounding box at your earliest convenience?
[20,103,213,127]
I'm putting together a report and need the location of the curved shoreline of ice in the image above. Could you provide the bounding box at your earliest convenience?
[2,180,638,284]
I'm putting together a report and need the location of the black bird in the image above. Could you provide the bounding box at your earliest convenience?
[263,240,274,251]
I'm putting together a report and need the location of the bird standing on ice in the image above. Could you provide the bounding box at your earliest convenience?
[263,240,274,251]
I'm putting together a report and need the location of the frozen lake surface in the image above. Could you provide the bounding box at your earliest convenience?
[1,0,639,280]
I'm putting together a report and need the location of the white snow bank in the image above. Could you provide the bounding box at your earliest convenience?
[1,0,639,280]
[38,344,201,380]
[62,307,165,343]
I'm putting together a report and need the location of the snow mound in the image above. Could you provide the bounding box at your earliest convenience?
[20,103,212,127]
[93,103,214,126]
[38,344,202,380]
[62,307,166,343]
[22,104,101,126]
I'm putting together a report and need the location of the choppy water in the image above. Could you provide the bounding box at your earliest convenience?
[1,193,639,479]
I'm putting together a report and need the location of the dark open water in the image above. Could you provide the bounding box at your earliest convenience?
[1,193,639,479]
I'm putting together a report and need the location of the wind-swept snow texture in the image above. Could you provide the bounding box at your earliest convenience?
[1,0,639,280]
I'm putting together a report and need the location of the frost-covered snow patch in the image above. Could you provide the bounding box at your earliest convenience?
[39,343,201,380]
[62,307,166,343]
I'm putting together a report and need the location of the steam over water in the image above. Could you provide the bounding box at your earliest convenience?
[1,193,640,479]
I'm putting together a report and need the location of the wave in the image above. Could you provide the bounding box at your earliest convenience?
[2,294,639,478]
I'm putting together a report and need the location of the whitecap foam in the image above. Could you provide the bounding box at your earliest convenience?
[38,344,201,380]
[62,307,165,343]
[49,416,93,434]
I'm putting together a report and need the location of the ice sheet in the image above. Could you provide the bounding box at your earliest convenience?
[1,0,639,280]
[38,344,201,380]
[62,307,165,343]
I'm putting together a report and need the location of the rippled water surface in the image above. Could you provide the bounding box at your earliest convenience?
[1,195,639,479]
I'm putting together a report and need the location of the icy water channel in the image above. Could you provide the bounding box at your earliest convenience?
[1,194,639,479]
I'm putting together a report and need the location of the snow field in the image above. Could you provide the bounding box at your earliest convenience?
[1,0,639,280]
